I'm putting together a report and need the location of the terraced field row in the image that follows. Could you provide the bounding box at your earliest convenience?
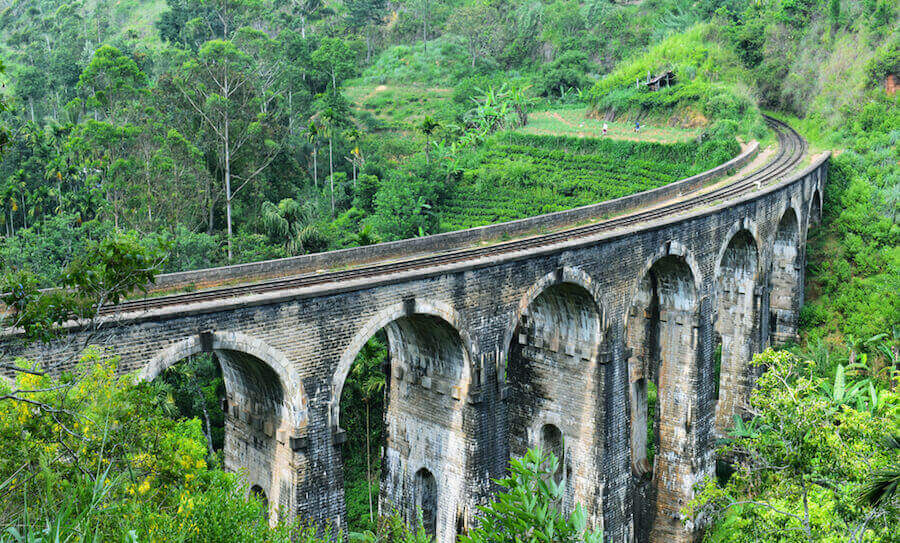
[440,135,739,230]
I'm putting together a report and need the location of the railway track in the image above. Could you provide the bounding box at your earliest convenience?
[106,116,806,315]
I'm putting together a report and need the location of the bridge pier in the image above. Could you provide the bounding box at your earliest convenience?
[713,227,762,436]
[626,248,714,543]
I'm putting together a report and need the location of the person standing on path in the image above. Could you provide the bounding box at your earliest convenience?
[602,122,608,136]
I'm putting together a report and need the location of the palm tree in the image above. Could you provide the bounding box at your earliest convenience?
[321,107,338,216]
[343,128,362,186]
[419,116,440,165]
[261,198,323,255]
[859,434,900,508]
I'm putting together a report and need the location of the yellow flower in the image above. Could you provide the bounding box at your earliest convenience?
[137,479,151,495]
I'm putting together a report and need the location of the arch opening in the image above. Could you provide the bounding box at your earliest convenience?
[415,468,438,538]
[335,309,472,542]
[770,209,801,345]
[625,254,699,542]
[506,280,602,515]
[809,190,822,227]
[156,352,226,454]
[540,424,565,485]
[250,484,269,517]
[146,334,296,525]
[713,229,761,436]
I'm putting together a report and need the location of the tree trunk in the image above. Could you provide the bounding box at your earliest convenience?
[207,176,215,234]
[288,91,294,136]
[225,116,233,261]
[365,400,374,523]
[422,3,428,53]
[313,147,318,188]
[193,376,216,458]
[329,137,335,216]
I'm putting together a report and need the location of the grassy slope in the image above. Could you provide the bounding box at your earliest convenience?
[588,24,766,138]
[521,107,702,143]
[440,132,739,230]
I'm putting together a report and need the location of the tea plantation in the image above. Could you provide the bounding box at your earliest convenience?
[440,132,741,230]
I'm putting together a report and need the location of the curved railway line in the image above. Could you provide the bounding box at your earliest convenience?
[106,116,807,315]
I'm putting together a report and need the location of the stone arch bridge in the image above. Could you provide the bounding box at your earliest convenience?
[2,119,828,543]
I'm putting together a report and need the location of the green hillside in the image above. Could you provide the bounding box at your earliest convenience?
[442,132,739,229]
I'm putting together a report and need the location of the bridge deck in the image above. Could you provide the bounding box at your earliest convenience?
[103,117,806,314]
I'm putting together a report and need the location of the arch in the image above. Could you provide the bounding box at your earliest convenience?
[499,267,605,390]
[769,207,802,345]
[713,220,763,283]
[143,331,307,428]
[504,270,603,517]
[501,267,605,365]
[414,468,438,538]
[144,332,303,523]
[333,299,474,542]
[540,424,566,484]
[625,252,701,542]
[250,484,269,515]
[713,228,762,436]
[623,241,703,334]
[808,189,822,227]
[331,299,475,426]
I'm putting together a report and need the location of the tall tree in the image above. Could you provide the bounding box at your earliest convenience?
[311,37,356,92]
[76,45,148,122]
[306,120,320,188]
[346,0,387,63]
[172,32,283,260]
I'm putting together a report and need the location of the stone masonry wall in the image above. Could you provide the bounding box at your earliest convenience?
[0,154,828,543]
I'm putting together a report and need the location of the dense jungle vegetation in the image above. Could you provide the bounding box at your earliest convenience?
[0,0,898,541]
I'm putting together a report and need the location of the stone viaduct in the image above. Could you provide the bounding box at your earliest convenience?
[1,140,828,542]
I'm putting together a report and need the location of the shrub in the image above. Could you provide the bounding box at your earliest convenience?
[461,448,603,543]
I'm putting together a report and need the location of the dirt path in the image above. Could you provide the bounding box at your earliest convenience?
[360,84,389,103]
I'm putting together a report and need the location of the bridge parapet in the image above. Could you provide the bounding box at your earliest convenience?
[149,141,760,294]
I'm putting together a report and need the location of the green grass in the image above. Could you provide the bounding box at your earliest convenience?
[521,107,703,143]
[345,83,453,128]
[439,132,740,230]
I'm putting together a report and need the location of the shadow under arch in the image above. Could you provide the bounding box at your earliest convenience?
[142,331,307,523]
[808,188,823,228]
[503,267,605,518]
[769,207,802,345]
[625,249,701,543]
[331,299,475,543]
[713,225,762,436]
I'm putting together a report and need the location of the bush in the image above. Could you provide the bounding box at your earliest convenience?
[535,50,591,98]
[0,352,297,542]
[461,448,603,543]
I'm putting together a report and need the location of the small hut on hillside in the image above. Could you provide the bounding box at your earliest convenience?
[636,70,676,91]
